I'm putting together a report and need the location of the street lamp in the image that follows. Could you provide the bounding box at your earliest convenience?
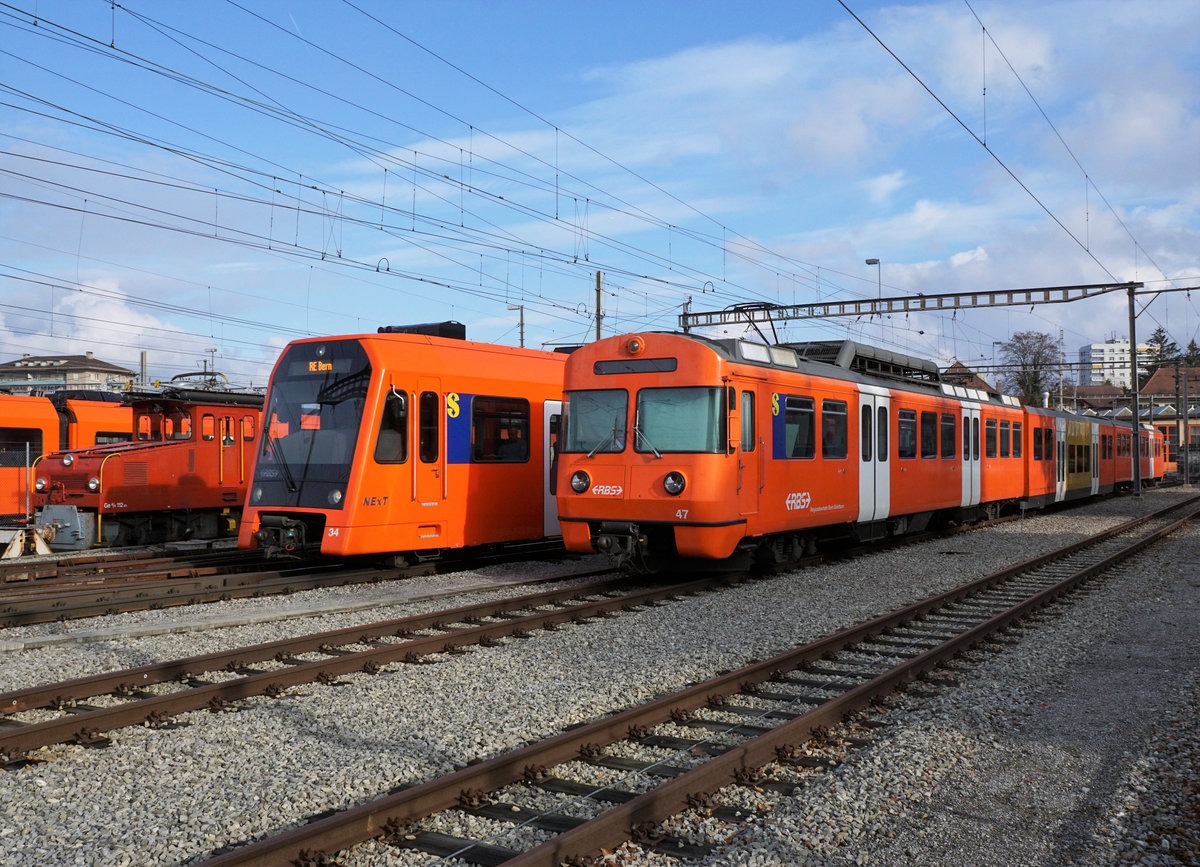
[864,258,880,302]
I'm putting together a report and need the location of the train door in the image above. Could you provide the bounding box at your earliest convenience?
[542,400,562,537]
[1055,417,1067,502]
[737,387,760,517]
[857,386,890,522]
[415,379,444,508]
[1091,424,1100,495]
[960,402,981,508]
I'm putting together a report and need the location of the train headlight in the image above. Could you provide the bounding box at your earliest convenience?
[34,477,46,492]
[61,454,74,467]
[251,487,263,504]
[663,471,686,495]
[327,488,343,506]
[570,470,590,493]
[87,477,101,492]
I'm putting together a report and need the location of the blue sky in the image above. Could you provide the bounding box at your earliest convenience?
[1,0,1197,388]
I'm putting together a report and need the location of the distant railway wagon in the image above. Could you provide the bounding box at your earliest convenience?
[238,322,569,561]
[33,387,263,549]
[556,332,1163,571]
[0,392,132,522]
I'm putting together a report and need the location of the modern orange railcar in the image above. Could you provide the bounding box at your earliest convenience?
[238,322,569,561]
[32,387,262,549]
[0,392,132,522]
[556,332,1161,572]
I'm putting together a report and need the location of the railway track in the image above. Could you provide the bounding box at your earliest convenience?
[0,541,569,627]
[0,568,686,762]
[185,494,1198,866]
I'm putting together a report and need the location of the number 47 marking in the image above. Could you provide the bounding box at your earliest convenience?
[675,509,689,520]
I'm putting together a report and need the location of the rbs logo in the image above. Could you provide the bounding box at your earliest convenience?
[785,491,811,511]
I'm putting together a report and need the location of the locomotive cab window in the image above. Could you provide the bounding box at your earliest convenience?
[634,387,724,454]
[563,389,627,454]
[374,388,408,464]
[472,396,530,462]
[166,410,192,441]
[741,391,755,452]
[201,414,217,442]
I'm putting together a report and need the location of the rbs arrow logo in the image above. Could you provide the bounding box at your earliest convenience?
[785,491,811,511]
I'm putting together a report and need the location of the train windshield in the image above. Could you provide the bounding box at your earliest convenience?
[563,389,627,453]
[253,340,371,509]
[634,387,725,454]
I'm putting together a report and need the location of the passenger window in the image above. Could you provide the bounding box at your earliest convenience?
[940,413,956,459]
[985,419,998,458]
[1034,427,1044,461]
[419,392,439,463]
[0,428,43,467]
[897,409,917,459]
[785,395,815,459]
[861,406,872,461]
[963,416,970,460]
[1012,422,1022,458]
[920,411,937,459]
[876,406,888,462]
[1000,420,1010,458]
[821,400,847,459]
[972,418,980,460]
[374,389,408,464]
[741,391,755,452]
[472,396,530,462]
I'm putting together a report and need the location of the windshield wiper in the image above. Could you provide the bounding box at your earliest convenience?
[587,417,624,458]
[633,423,661,458]
[263,428,298,492]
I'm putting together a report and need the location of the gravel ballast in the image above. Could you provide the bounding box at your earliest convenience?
[0,489,1196,866]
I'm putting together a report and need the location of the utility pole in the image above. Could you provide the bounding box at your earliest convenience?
[507,304,525,348]
[595,270,603,342]
[1128,285,1142,496]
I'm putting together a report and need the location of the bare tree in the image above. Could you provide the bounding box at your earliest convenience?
[999,331,1061,405]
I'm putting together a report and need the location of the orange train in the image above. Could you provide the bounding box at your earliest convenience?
[32,387,263,549]
[556,332,1163,571]
[0,392,133,522]
[238,322,569,561]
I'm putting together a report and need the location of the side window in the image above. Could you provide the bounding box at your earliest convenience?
[1034,426,1044,461]
[897,409,917,459]
[860,405,872,461]
[1000,420,1010,458]
[920,410,937,459]
[374,389,408,464]
[876,405,888,462]
[940,413,956,459]
[821,400,847,459]
[962,415,970,460]
[1012,422,1022,458]
[785,395,815,459]
[201,414,216,442]
[0,428,43,468]
[222,417,235,446]
[419,391,439,463]
[472,396,530,462]
[972,418,980,460]
[741,391,755,452]
[985,418,997,458]
[242,415,256,442]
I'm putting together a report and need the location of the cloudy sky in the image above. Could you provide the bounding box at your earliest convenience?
[1,0,1197,388]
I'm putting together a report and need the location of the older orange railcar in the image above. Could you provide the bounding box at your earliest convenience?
[238,322,568,561]
[33,388,262,548]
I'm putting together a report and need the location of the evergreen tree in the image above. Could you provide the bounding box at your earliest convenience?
[1144,326,1180,374]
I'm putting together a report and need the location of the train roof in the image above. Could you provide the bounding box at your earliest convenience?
[124,386,264,408]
